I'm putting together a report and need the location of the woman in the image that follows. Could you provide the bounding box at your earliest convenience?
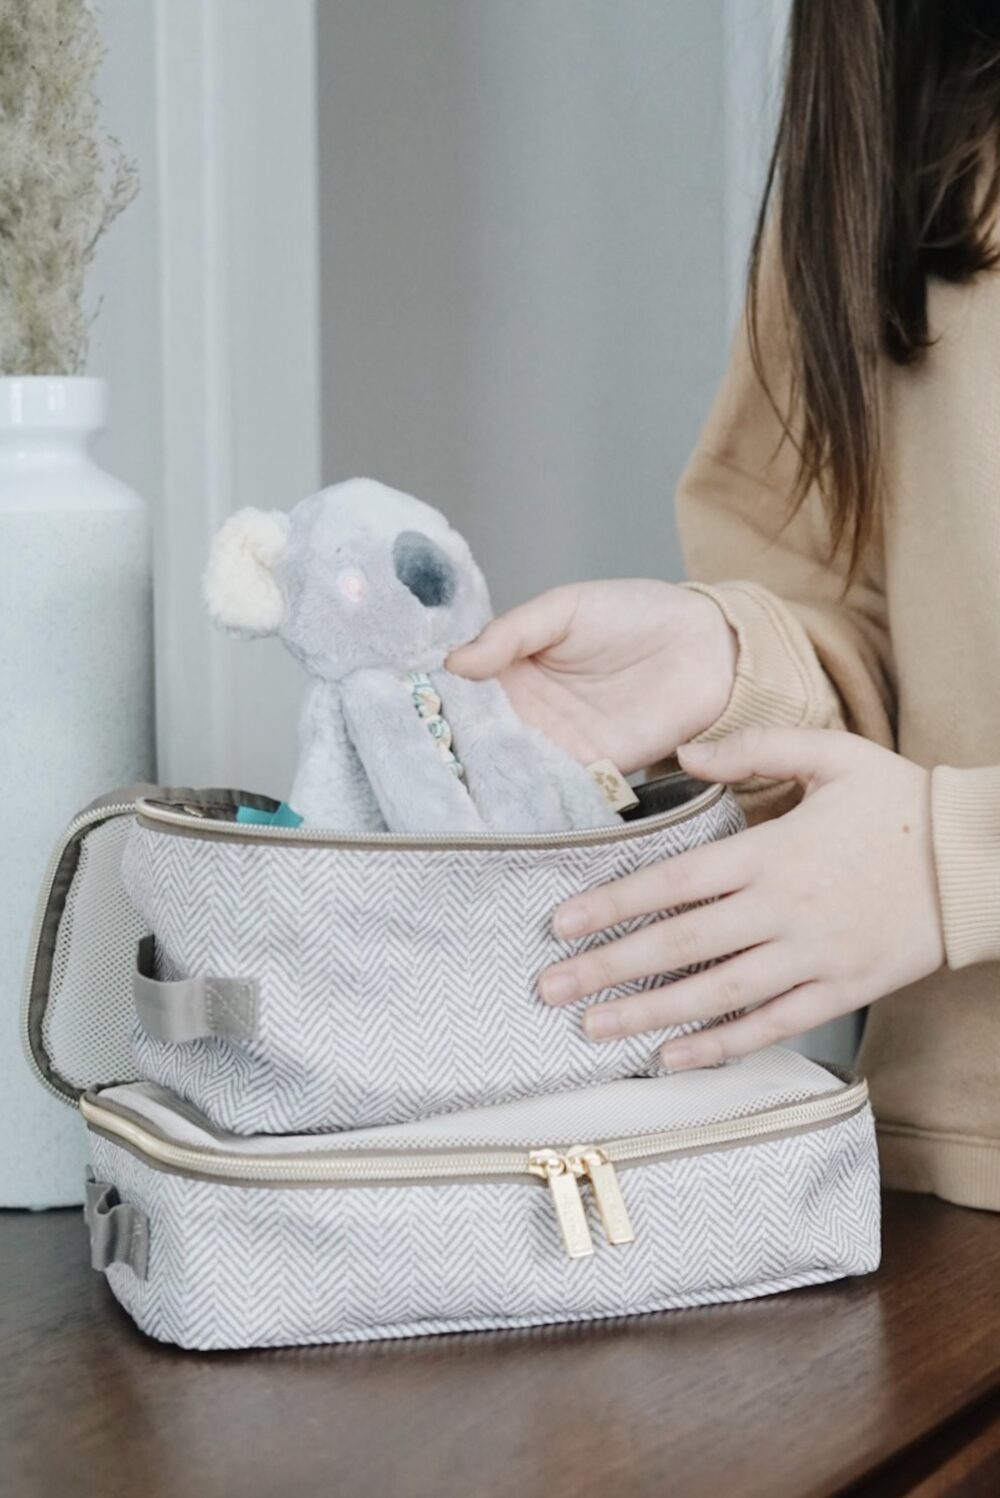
[450,0,1000,1211]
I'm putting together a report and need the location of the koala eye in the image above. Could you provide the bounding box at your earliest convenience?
[393,531,456,608]
[337,570,368,603]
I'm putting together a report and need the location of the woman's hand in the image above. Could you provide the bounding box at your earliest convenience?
[447,580,737,773]
[539,727,945,1067]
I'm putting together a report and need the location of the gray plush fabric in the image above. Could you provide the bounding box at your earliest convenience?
[203,478,619,833]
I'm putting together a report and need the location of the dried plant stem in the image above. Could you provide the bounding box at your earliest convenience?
[0,0,139,376]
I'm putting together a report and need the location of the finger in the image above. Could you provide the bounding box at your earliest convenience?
[678,726,858,791]
[540,893,766,1007]
[582,943,800,1041]
[552,831,762,940]
[657,983,834,1069]
[446,586,580,679]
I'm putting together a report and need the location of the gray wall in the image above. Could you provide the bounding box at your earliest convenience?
[317,0,730,609]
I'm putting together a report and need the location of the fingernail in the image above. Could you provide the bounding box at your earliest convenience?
[553,903,589,939]
[539,970,579,1005]
[679,740,713,761]
[660,1042,695,1070]
[584,1008,622,1041]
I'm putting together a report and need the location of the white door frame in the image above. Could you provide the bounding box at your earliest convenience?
[722,0,790,332]
[153,0,321,788]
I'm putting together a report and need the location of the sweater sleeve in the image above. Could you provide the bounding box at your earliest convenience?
[931,766,1000,969]
[675,243,896,819]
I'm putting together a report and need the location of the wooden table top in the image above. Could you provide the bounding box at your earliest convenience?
[4,1191,1000,1498]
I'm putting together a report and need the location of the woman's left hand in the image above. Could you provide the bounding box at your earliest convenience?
[540,727,945,1068]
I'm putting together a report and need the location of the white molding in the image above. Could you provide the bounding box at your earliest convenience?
[722,0,790,333]
[153,0,320,788]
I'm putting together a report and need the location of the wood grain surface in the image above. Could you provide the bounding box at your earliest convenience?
[3,1191,1000,1498]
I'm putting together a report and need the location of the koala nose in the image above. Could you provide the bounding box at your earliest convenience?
[393,531,456,608]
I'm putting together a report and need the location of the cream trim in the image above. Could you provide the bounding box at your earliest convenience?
[878,1120,1000,1212]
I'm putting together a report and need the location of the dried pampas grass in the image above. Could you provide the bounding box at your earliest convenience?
[0,0,138,376]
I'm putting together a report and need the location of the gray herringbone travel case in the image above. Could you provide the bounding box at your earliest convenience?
[113,777,746,1135]
[79,1050,879,1350]
[24,784,880,1351]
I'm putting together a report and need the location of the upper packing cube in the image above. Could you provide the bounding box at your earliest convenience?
[26,774,745,1136]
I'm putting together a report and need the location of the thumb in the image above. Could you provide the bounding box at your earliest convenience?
[446,586,579,680]
[677,726,852,789]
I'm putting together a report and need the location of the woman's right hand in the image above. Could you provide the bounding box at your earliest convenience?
[446,579,738,774]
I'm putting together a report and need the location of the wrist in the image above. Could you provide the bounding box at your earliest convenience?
[676,586,739,740]
[705,600,739,725]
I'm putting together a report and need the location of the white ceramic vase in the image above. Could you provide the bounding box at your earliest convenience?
[0,377,154,1207]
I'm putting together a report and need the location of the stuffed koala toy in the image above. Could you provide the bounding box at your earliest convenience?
[203,478,621,834]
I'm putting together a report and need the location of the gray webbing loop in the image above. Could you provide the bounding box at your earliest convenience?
[134,935,259,1044]
[84,1172,149,1279]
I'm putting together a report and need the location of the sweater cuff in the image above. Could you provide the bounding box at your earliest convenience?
[931,764,1000,969]
[682,580,841,741]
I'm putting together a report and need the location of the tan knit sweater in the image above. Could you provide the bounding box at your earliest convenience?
[676,249,1000,1211]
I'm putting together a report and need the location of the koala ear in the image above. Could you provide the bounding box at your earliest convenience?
[203,508,290,636]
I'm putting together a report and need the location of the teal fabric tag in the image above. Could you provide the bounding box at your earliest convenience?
[235,802,304,828]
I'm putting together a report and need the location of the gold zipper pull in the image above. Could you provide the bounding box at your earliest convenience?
[568,1147,636,1248]
[528,1149,594,1259]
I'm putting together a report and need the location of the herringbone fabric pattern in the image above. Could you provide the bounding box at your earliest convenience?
[89,1103,880,1351]
[122,793,745,1135]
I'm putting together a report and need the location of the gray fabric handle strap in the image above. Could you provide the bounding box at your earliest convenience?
[84,1173,149,1279]
[134,935,259,1044]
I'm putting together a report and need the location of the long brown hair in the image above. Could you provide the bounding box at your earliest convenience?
[750,0,1000,575]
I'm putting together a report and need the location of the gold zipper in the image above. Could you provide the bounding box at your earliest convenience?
[135,776,724,852]
[567,1146,637,1246]
[528,1148,597,1258]
[526,1146,638,1257]
[80,1080,867,1259]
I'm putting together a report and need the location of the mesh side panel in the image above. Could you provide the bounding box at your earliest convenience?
[42,817,147,1089]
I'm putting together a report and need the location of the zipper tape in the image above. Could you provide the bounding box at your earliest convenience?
[80,1079,868,1189]
[134,777,725,852]
[82,1082,868,1260]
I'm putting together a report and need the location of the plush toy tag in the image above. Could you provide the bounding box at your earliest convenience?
[586,759,640,814]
